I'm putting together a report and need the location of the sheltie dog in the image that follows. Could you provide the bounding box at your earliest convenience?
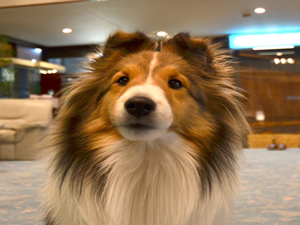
[41,31,249,225]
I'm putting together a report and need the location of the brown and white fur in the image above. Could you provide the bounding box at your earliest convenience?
[41,31,250,225]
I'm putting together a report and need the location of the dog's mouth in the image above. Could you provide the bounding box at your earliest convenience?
[117,120,170,141]
[125,123,154,130]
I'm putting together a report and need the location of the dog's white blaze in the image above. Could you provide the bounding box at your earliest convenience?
[146,52,158,84]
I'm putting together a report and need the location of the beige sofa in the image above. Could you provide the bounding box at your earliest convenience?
[0,99,52,160]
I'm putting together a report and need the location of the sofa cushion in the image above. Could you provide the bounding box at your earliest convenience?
[0,119,27,130]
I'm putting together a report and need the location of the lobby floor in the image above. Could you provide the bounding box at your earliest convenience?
[233,148,300,225]
[0,148,299,225]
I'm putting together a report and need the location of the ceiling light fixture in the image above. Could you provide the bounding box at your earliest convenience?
[157,31,168,37]
[62,28,72,34]
[229,33,300,49]
[254,7,266,14]
[34,48,42,53]
[253,45,295,50]
[287,58,295,64]
[274,58,280,64]
[258,51,295,56]
[281,58,287,64]
[273,58,295,65]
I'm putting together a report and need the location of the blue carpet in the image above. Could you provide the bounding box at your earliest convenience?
[0,149,299,225]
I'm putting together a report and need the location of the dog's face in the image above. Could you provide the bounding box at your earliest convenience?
[101,51,203,141]
[109,53,173,141]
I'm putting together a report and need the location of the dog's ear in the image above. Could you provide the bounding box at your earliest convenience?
[165,33,212,64]
[102,31,154,57]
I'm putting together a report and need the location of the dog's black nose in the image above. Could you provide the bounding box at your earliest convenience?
[125,97,156,117]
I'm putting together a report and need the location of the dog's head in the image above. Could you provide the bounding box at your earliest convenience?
[56,31,249,149]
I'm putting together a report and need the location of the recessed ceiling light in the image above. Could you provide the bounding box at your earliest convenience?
[281,58,287,64]
[274,58,280,64]
[157,31,168,37]
[287,58,295,64]
[34,48,42,53]
[254,7,266,14]
[62,28,72,34]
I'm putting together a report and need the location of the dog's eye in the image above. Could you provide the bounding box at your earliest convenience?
[168,79,182,89]
[117,76,129,86]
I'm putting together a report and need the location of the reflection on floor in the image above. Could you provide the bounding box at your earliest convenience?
[0,149,299,225]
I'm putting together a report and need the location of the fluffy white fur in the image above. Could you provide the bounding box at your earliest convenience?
[42,132,235,225]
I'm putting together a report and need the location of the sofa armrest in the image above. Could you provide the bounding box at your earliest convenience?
[0,121,50,143]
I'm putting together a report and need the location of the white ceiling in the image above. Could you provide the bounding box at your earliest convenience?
[0,0,300,47]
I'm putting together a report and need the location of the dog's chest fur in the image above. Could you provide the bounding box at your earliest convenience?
[101,133,200,225]
[44,133,228,225]
[44,133,233,225]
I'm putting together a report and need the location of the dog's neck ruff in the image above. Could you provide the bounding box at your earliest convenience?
[98,132,201,225]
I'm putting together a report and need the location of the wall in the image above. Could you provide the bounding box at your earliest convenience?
[237,49,300,133]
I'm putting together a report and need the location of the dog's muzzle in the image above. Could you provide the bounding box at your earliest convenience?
[114,84,173,140]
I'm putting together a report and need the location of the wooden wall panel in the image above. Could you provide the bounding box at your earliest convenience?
[240,68,300,122]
